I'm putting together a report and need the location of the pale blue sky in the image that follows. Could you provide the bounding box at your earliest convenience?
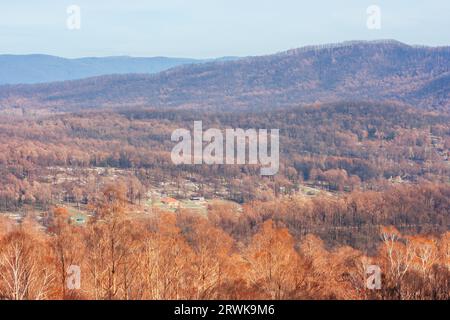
[0,0,449,58]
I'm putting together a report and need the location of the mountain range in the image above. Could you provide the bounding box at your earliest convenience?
[0,40,448,114]
[0,54,240,85]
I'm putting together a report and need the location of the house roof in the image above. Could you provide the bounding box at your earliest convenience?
[161,197,178,204]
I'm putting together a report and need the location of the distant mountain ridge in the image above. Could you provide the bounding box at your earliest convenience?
[0,40,449,113]
[0,54,239,85]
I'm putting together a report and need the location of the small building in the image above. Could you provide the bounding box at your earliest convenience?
[190,195,205,201]
[161,197,179,208]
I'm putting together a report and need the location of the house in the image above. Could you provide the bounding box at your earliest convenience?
[161,197,179,208]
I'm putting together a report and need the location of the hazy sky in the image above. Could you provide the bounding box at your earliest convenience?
[0,0,449,58]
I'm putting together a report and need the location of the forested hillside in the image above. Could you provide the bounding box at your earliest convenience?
[0,41,449,114]
[0,41,448,300]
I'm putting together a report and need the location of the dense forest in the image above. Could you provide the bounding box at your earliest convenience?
[0,42,449,300]
[0,184,448,300]
[0,101,448,209]
[0,98,448,299]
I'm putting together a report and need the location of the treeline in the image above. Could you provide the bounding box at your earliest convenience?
[0,184,448,300]
[225,183,449,252]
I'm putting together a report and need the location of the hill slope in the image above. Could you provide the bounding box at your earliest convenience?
[0,40,449,113]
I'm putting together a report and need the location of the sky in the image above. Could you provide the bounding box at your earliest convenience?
[0,0,449,58]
